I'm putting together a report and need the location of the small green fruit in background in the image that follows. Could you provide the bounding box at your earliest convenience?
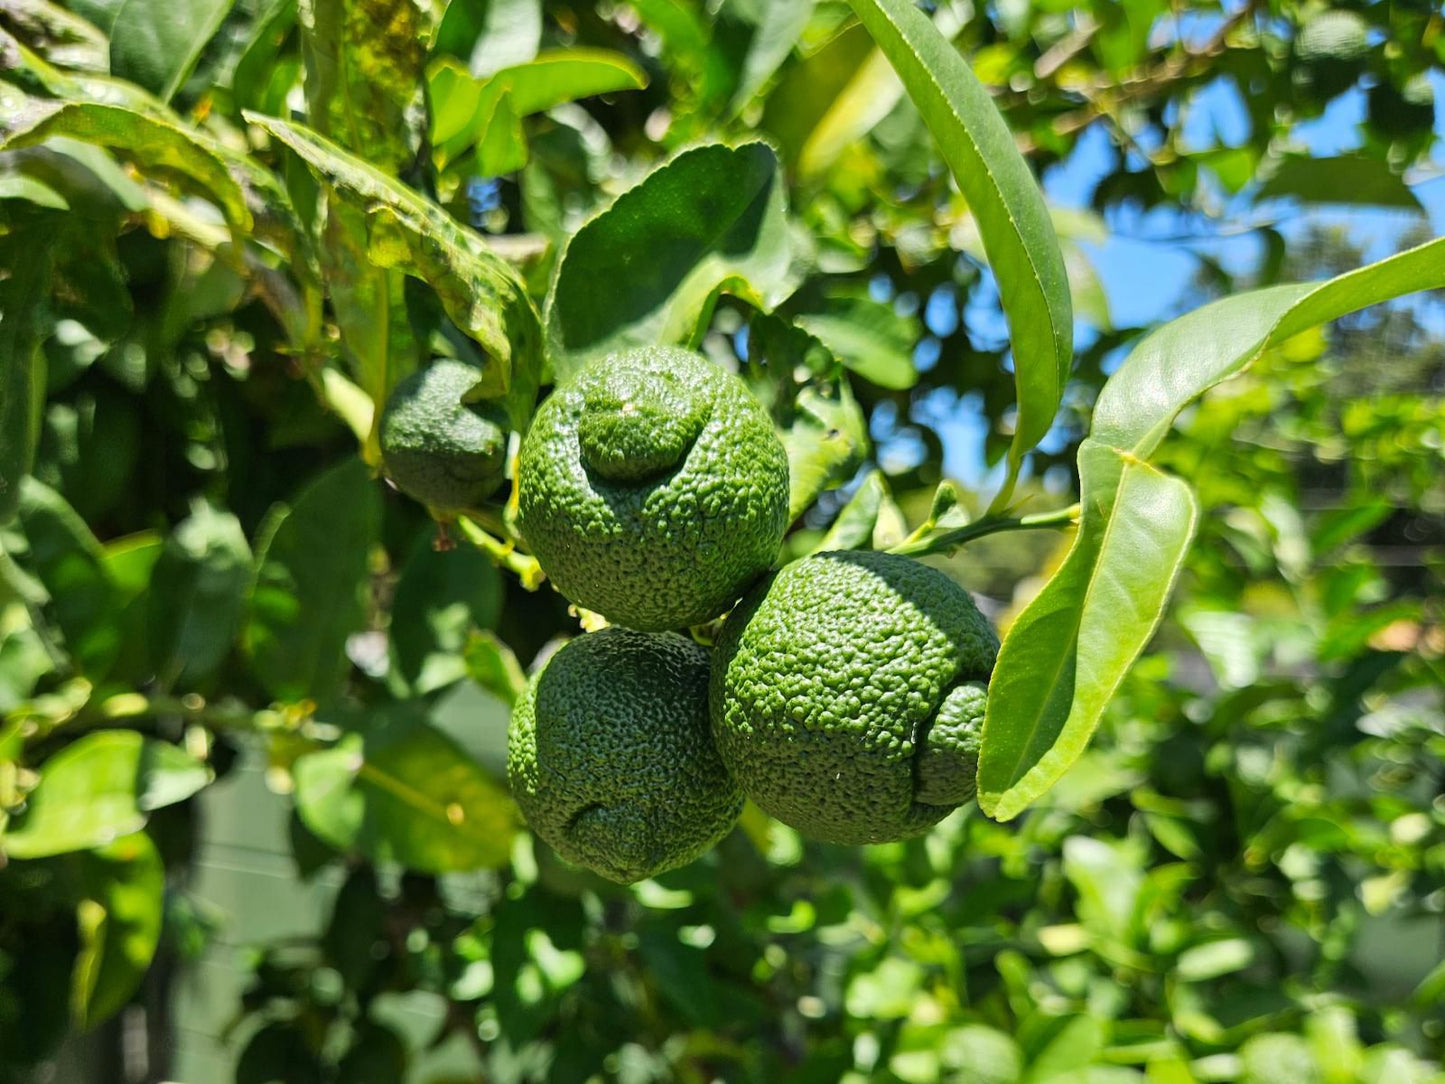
[379,358,510,512]
[1293,10,1370,102]
[516,346,789,631]
[507,627,743,883]
[711,550,998,845]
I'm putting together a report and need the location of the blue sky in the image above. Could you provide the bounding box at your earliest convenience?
[917,67,1445,491]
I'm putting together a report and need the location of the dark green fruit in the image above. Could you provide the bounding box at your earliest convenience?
[516,346,789,631]
[379,359,509,512]
[711,550,998,845]
[507,627,743,883]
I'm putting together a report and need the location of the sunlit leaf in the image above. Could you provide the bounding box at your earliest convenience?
[2,731,211,859]
[71,832,164,1028]
[293,705,517,872]
[544,140,791,380]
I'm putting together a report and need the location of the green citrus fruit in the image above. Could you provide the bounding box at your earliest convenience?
[507,627,743,883]
[710,550,998,845]
[379,359,509,512]
[516,346,789,631]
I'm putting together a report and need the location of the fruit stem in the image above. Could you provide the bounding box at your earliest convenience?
[455,516,547,590]
[888,503,1081,558]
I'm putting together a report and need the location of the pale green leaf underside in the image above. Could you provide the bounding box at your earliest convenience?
[980,234,1445,820]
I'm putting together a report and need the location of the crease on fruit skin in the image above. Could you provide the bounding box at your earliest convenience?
[710,550,998,845]
[516,346,789,631]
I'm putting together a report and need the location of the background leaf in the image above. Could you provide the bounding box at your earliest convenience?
[147,499,252,690]
[434,0,541,78]
[292,705,517,872]
[70,831,164,1028]
[243,458,381,704]
[389,533,502,696]
[248,113,543,429]
[2,732,211,858]
[544,140,791,380]
[0,233,55,524]
[109,0,236,101]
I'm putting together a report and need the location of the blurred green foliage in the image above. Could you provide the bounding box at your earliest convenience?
[0,0,1442,1082]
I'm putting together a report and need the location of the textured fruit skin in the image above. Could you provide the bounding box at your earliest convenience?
[710,550,998,845]
[379,359,509,512]
[507,627,743,883]
[516,346,789,631]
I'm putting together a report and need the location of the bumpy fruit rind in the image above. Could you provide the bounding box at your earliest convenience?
[711,550,998,845]
[379,358,509,512]
[507,627,743,883]
[516,346,789,631]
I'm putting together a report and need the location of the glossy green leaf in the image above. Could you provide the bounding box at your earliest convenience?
[293,706,517,872]
[246,113,543,428]
[816,470,888,552]
[110,0,237,101]
[2,731,211,859]
[1092,235,1445,458]
[0,235,54,524]
[978,442,1198,820]
[0,101,253,234]
[390,533,502,695]
[544,140,791,380]
[0,174,69,209]
[0,0,110,70]
[243,458,381,704]
[781,381,869,522]
[147,499,253,689]
[434,0,541,77]
[848,0,1072,501]
[71,832,164,1028]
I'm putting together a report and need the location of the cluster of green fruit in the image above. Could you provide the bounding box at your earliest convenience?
[381,348,998,883]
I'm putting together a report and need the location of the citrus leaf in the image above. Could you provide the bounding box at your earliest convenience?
[544,140,791,380]
[13,478,119,676]
[977,442,1198,821]
[981,235,1445,821]
[0,234,54,524]
[461,630,525,708]
[793,292,919,390]
[2,732,212,859]
[293,706,517,872]
[147,499,252,690]
[430,49,647,154]
[728,0,815,116]
[246,113,543,429]
[781,382,869,522]
[71,832,164,1028]
[0,100,253,235]
[390,533,502,696]
[848,0,1072,504]
[243,458,380,704]
[1092,235,1445,458]
[815,470,888,552]
[297,0,427,175]
[109,0,236,101]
